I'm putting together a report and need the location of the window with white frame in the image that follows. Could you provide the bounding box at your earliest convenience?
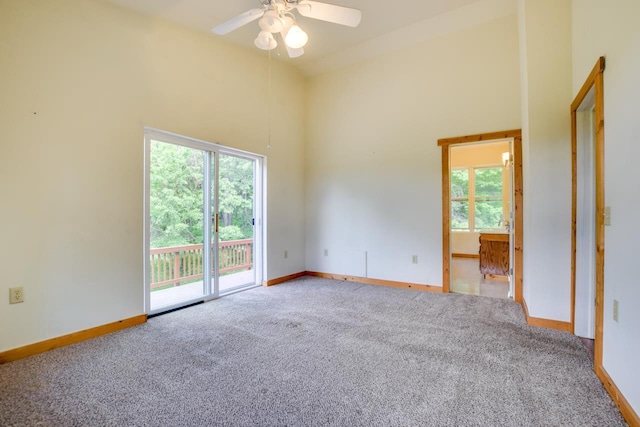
[451,166,504,232]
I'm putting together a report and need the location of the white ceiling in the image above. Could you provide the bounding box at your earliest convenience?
[101,0,515,75]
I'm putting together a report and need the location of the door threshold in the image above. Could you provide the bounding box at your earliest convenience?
[148,300,204,318]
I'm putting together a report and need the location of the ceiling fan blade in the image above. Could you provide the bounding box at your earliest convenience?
[296,1,362,27]
[211,8,265,35]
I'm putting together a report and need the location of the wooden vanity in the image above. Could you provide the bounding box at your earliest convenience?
[479,233,510,277]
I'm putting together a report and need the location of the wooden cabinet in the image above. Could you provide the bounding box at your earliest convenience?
[479,233,509,277]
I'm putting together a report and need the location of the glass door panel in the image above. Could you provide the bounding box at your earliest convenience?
[149,140,206,311]
[217,153,256,294]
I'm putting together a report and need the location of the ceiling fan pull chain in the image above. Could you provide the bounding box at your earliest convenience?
[267,47,272,150]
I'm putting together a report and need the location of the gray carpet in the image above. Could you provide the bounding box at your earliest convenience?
[0,277,626,426]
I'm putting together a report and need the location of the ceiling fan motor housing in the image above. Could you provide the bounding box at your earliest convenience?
[260,0,300,6]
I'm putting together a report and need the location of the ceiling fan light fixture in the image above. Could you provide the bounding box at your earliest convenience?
[259,10,284,33]
[211,0,362,58]
[285,24,308,49]
[254,30,277,50]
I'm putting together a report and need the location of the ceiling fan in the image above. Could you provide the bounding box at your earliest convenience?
[211,0,362,58]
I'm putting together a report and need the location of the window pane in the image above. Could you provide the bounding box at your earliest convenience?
[475,200,503,230]
[150,141,204,248]
[475,167,502,197]
[451,200,469,230]
[451,169,469,198]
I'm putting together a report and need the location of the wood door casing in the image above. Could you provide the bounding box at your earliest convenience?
[438,129,523,303]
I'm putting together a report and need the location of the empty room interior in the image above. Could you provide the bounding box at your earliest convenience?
[1,0,639,425]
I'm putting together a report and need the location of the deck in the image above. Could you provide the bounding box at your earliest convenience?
[150,269,255,311]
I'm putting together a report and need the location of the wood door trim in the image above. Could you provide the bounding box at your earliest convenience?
[438,130,523,303]
[513,134,524,303]
[438,129,522,146]
[441,145,451,293]
[571,57,605,368]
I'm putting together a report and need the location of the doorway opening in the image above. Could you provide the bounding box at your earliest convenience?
[144,129,265,315]
[450,140,512,299]
[438,130,523,303]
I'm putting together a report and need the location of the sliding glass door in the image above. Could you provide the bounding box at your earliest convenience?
[145,130,262,314]
[148,140,207,312]
[218,153,256,294]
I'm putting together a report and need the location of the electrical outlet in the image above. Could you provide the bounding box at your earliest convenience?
[9,287,24,304]
[412,255,418,264]
[324,249,328,256]
[613,299,619,322]
[284,250,288,259]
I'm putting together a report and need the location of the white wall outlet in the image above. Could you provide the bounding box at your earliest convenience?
[604,206,611,226]
[284,250,288,259]
[9,287,24,304]
[412,255,418,264]
[324,249,329,256]
[613,299,619,322]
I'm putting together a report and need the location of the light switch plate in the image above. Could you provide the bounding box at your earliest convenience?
[604,206,611,226]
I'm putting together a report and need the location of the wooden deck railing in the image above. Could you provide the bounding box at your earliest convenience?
[149,239,253,290]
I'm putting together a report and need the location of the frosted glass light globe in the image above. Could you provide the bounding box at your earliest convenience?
[254,31,277,50]
[285,24,308,49]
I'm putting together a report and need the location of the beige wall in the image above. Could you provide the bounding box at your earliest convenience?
[518,0,573,320]
[573,0,640,414]
[10,7,637,417]
[305,15,521,285]
[0,0,306,352]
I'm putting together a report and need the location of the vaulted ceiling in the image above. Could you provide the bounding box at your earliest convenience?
[101,0,515,75]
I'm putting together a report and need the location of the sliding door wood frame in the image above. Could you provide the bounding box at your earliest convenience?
[438,129,523,303]
[571,57,605,369]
